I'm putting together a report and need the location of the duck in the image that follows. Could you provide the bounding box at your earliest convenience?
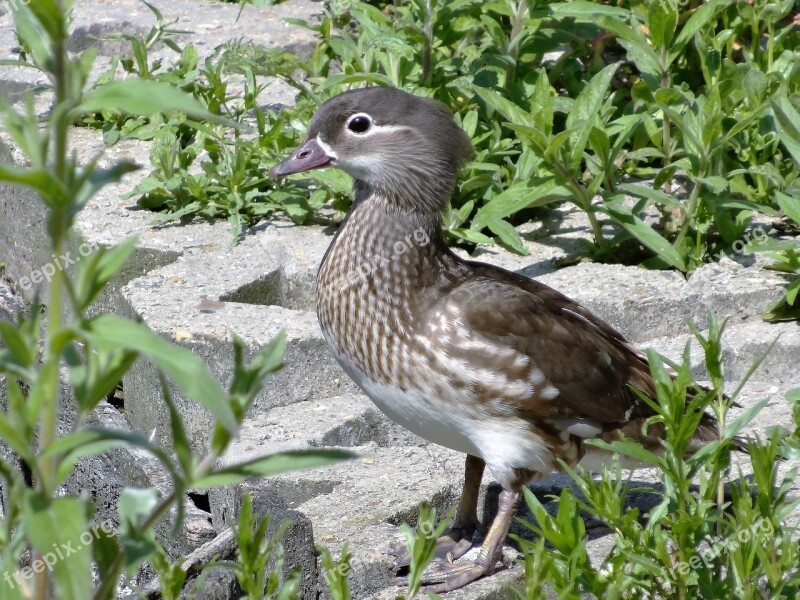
[269,86,726,592]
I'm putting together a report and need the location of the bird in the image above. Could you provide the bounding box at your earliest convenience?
[269,86,728,592]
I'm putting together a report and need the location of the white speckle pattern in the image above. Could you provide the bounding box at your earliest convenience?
[540,385,560,400]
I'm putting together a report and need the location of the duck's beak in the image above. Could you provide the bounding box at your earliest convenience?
[269,138,334,179]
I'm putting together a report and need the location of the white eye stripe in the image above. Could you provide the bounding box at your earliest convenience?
[369,124,412,134]
[345,123,411,136]
[316,134,338,159]
[344,113,410,136]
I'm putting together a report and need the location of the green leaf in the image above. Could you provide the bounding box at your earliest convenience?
[448,228,494,245]
[0,321,37,370]
[92,527,122,600]
[0,165,69,207]
[771,96,800,166]
[79,315,236,432]
[118,488,159,574]
[473,86,532,125]
[565,63,619,169]
[78,80,235,127]
[786,276,800,305]
[471,179,563,231]
[318,544,352,600]
[648,0,677,50]
[73,237,138,311]
[585,438,661,466]
[0,413,33,462]
[669,0,733,63]
[695,175,728,193]
[777,192,800,226]
[488,219,528,256]
[604,200,686,270]
[505,122,549,154]
[529,70,553,136]
[618,182,684,209]
[23,494,92,600]
[321,72,399,89]
[725,397,771,440]
[552,1,629,19]
[24,0,66,42]
[10,4,55,72]
[194,449,355,489]
[160,372,193,479]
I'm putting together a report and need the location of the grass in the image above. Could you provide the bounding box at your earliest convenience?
[0,2,352,598]
[81,0,800,320]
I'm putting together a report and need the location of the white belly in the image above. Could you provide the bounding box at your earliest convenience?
[330,348,556,489]
[335,351,480,455]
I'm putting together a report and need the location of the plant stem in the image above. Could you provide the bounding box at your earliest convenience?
[35,4,70,596]
[672,181,701,251]
[504,0,528,91]
[421,0,433,88]
[39,0,71,498]
[660,49,672,195]
[559,166,608,253]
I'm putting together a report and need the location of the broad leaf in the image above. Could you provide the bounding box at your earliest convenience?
[79,315,236,432]
[777,192,800,226]
[78,80,235,126]
[566,63,619,169]
[604,200,686,270]
[194,449,355,489]
[669,0,734,63]
[23,494,92,600]
[471,179,563,231]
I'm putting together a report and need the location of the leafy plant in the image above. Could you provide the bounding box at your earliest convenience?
[752,177,800,322]
[513,317,800,598]
[399,503,453,600]
[0,2,352,598]
[82,0,799,292]
[317,543,353,600]
[215,493,300,599]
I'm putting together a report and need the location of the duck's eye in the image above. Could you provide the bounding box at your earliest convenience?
[346,114,372,134]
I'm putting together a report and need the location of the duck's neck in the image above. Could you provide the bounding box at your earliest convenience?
[317,179,472,294]
[354,168,455,215]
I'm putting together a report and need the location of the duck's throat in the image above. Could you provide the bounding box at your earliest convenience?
[318,197,443,296]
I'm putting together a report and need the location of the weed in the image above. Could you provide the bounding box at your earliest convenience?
[513,317,800,598]
[86,0,800,286]
[0,2,352,598]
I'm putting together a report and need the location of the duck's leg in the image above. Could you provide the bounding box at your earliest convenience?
[423,488,520,592]
[437,454,486,559]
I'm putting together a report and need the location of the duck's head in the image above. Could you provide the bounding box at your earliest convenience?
[270,87,473,213]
